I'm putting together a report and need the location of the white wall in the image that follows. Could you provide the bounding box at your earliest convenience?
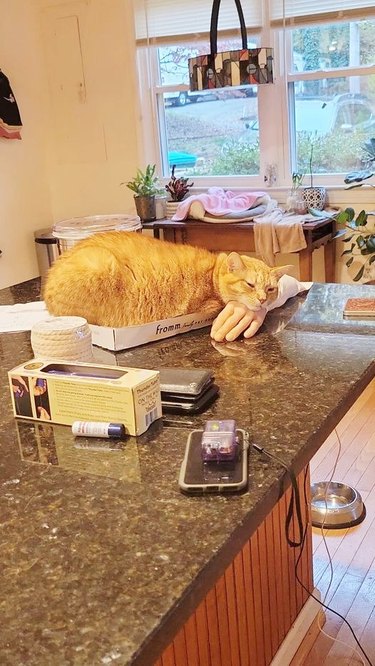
[0,0,52,289]
[38,0,142,220]
[0,0,142,289]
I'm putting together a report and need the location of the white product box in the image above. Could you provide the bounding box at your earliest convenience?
[90,311,215,352]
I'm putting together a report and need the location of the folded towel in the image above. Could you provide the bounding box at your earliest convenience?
[172,187,269,221]
[187,200,268,223]
[253,210,307,266]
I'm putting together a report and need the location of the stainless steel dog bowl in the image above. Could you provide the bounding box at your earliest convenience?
[311,481,366,529]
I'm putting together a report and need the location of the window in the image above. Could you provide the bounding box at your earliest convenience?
[135,1,375,186]
[158,39,260,178]
[287,20,375,175]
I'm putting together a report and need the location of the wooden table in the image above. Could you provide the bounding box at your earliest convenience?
[143,217,337,282]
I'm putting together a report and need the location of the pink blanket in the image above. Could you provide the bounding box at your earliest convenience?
[173,187,268,221]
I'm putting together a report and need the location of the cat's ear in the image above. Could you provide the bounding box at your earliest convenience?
[227,252,246,272]
[271,265,294,280]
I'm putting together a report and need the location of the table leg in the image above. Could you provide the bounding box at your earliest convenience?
[162,229,186,244]
[298,249,313,282]
[324,240,336,283]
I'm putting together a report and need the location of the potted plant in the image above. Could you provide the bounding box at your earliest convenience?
[126,164,160,222]
[336,207,375,282]
[311,202,375,283]
[332,138,375,283]
[165,165,194,218]
[302,142,326,211]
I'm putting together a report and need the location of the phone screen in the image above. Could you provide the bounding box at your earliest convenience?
[179,430,248,493]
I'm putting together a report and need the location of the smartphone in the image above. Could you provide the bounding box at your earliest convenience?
[159,368,214,396]
[162,385,219,414]
[179,429,248,494]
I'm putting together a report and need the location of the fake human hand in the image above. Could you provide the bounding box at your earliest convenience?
[210,302,267,342]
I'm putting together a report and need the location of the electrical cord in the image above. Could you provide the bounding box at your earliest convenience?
[252,442,304,547]
[251,440,374,666]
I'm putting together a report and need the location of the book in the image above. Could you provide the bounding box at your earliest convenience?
[343,298,375,318]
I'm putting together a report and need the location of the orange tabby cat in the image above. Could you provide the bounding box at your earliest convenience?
[44,232,292,327]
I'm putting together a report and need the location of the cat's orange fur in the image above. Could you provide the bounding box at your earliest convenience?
[44,232,292,327]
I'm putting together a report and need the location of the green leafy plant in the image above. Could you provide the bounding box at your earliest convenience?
[165,165,194,202]
[336,207,375,281]
[291,172,304,190]
[344,138,375,190]
[212,138,259,175]
[308,205,375,282]
[125,164,160,197]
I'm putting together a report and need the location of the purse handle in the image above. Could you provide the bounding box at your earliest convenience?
[209,0,248,55]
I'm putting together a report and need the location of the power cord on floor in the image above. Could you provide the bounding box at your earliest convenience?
[251,439,374,666]
[314,428,366,665]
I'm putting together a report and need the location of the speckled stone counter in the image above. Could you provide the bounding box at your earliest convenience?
[0,280,374,665]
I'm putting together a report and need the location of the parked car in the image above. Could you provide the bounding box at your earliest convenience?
[164,90,217,106]
[295,93,375,136]
[246,93,375,137]
[165,85,256,107]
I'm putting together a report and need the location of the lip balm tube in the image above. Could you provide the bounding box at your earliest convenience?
[72,421,126,439]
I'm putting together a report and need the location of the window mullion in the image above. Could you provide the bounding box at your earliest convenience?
[289,64,375,82]
[257,19,291,187]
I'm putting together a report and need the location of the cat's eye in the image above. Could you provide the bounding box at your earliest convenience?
[246,282,255,288]
[267,287,277,293]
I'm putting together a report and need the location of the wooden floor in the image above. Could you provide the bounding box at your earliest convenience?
[301,378,375,666]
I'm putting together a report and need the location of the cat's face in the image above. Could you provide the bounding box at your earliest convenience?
[219,253,293,311]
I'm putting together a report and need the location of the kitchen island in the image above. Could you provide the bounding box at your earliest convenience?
[0,280,374,666]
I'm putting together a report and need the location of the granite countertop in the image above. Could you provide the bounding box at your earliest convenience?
[0,279,374,665]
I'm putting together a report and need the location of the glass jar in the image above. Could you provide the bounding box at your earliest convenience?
[286,189,307,215]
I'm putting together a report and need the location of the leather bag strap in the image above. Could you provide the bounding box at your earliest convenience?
[209,0,248,54]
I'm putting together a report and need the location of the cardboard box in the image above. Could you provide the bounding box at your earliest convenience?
[90,311,215,351]
[9,360,161,436]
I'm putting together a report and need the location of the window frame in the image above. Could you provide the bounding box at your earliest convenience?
[136,15,375,191]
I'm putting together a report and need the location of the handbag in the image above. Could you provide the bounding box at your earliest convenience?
[189,0,273,92]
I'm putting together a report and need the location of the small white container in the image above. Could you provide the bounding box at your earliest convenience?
[165,201,181,219]
[52,214,142,252]
[31,316,94,362]
[155,195,167,220]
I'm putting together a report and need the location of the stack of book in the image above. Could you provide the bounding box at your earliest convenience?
[343,298,375,319]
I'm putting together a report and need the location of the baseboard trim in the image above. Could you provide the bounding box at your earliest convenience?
[271,588,322,666]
